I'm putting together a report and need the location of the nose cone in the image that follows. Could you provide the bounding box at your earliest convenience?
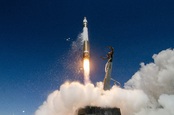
[83,17,87,27]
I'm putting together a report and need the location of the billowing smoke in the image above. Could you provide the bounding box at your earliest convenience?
[125,49,174,115]
[35,82,148,115]
[35,49,174,115]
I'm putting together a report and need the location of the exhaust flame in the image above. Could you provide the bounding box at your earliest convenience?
[83,58,90,83]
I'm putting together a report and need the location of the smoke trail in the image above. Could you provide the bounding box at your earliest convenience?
[62,30,91,84]
[62,33,84,81]
[35,49,174,115]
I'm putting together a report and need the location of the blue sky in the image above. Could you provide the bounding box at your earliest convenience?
[0,0,174,115]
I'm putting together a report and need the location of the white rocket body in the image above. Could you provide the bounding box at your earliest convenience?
[83,17,90,59]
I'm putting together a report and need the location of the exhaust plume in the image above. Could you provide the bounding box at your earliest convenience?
[83,58,90,84]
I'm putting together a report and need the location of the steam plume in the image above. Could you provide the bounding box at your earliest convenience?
[35,49,174,115]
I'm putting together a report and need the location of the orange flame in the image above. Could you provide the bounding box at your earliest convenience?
[83,58,90,83]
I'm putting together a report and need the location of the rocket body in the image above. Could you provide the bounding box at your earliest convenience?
[82,17,90,83]
[83,40,89,59]
[83,17,90,59]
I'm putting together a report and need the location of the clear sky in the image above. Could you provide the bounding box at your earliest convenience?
[0,0,174,115]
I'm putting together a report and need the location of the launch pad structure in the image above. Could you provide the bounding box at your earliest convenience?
[77,106,121,115]
[77,17,121,115]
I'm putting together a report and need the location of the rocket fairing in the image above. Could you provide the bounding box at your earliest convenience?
[83,17,90,59]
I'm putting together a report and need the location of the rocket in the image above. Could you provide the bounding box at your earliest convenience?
[83,17,90,59]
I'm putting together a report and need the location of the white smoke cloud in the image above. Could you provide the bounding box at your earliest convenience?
[135,94,174,115]
[35,49,174,115]
[35,82,148,115]
[125,49,174,115]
